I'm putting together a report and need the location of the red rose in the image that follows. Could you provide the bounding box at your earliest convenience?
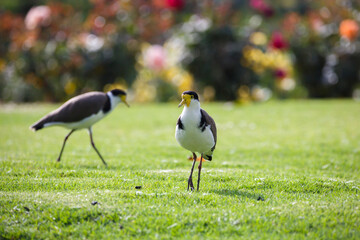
[165,0,185,10]
[274,68,287,79]
[269,32,288,50]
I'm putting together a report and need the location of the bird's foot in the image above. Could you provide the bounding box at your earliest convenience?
[188,156,205,162]
[187,178,194,191]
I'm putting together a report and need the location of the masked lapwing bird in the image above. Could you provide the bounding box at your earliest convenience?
[175,91,217,191]
[30,89,129,166]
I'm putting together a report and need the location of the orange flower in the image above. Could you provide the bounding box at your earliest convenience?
[339,19,359,41]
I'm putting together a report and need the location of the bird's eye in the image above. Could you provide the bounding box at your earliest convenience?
[191,95,194,99]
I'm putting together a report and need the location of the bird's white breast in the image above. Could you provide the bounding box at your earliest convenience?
[175,106,215,154]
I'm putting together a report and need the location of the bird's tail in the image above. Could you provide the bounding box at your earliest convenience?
[30,111,58,132]
[29,121,44,132]
[203,148,215,161]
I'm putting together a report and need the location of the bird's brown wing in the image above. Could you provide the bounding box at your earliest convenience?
[200,109,217,149]
[177,116,184,130]
[32,92,108,128]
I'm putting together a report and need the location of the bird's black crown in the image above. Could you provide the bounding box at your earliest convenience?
[110,89,127,96]
[182,91,199,100]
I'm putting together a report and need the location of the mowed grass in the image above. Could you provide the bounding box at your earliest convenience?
[0,100,359,239]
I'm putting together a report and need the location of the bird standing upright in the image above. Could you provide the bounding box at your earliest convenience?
[175,91,217,191]
[30,89,129,166]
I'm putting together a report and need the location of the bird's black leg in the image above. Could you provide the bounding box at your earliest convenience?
[57,129,75,162]
[187,152,197,191]
[88,127,107,166]
[197,153,204,191]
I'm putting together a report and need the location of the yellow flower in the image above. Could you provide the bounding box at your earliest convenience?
[177,71,194,94]
[0,59,5,72]
[249,32,268,46]
[242,45,293,77]
[64,80,76,95]
[237,85,251,104]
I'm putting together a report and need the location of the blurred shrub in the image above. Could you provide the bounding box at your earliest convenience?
[287,0,360,98]
[0,0,360,102]
[186,26,259,101]
[0,1,137,102]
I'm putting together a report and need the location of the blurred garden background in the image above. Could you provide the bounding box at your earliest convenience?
[1,0,360,103]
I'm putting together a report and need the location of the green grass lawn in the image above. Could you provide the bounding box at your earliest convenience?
[0,100,359,239]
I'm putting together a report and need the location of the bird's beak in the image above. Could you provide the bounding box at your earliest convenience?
[178,99,185,108]
[178,94,191,108]
[121,95,130,107]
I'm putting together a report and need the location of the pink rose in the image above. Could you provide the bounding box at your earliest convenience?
[25,6,51,30]
[143,45,167,71]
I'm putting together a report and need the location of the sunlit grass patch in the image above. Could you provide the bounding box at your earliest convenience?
[0,100,359,239]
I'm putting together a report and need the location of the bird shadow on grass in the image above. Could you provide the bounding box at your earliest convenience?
[211,189,265,201]
[50,161,116,170]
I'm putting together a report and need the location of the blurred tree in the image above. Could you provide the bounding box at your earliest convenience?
[186,26,258,101]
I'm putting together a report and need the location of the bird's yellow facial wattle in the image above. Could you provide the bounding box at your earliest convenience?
[178,94,192,107]
[121,95,130,107]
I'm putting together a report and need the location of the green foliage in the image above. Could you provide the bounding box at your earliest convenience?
[1,1,360,102]
[0,101,359,239]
